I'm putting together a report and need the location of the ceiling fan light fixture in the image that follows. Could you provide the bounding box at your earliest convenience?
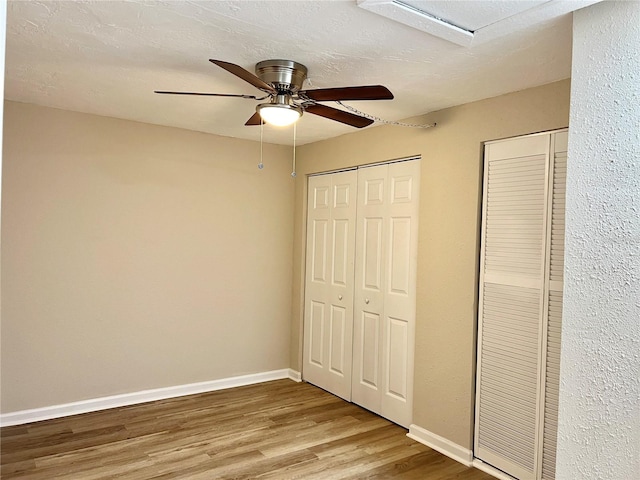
[257,102,302,127]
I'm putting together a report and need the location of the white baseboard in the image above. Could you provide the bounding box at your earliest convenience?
[407,424,473,467]
[1,368,297,427]
[472,459,517,480]
[407,425,515,480]
[288,369,302,382]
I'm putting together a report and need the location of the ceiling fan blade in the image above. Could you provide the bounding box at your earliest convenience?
[209,59,276,94]
[154,90,262,99]
[305,104,374,128]
[299,85,393,102]
[245,112,263,126]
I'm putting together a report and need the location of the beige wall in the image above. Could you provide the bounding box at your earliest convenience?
[1,101,294,413]
[2,80,570,442]
[291,80,570,448]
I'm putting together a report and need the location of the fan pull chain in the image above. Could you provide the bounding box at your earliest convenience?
[335,100,436,129]
[291,122,297,178]
[258,120,264,169]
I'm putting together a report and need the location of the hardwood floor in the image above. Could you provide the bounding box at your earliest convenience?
[1,380,494,479]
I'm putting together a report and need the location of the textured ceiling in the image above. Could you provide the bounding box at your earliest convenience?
[6,1,583,146]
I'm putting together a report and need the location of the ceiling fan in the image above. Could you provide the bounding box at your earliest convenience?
[155,59,394,128]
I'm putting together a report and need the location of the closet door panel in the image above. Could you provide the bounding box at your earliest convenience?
[389,217,411,295]
[540,135,567,480]
[360,311,380,388]
[477,284,540,480]
[329,305,347,375]
[310,224,328,284]
[476,130,567,480]
[387,316,408,399]
[381,161,420,427]
[363,218,384,290]
[475,135,550,480]
[483,153,547,282]
[308,301,325,367]
[332,219,350,286]
[353,165,388,414]
[303,170,357,401]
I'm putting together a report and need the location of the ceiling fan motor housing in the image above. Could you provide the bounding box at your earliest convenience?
[255,59,308,93]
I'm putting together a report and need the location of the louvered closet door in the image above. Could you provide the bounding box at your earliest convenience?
[475,135,551,480]
[540,132,567,480]
[303,170,357,401]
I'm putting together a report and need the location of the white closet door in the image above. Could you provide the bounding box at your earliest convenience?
[540,132,567,480]
[475,135,551,480]
[381,160,420,427]
[352,160,420,427]
[352,165,386,412]
[303,170,357,400]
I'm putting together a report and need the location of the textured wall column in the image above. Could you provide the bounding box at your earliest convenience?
[558,1,640,479]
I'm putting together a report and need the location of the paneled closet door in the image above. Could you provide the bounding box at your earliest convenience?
[475,135,551,480]
[303,170,357,401]
[352,160,420,427]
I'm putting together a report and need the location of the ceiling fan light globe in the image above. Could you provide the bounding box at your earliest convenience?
[257,103,302,127]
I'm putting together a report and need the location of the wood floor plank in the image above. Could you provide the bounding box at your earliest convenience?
[1,380,494,479]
